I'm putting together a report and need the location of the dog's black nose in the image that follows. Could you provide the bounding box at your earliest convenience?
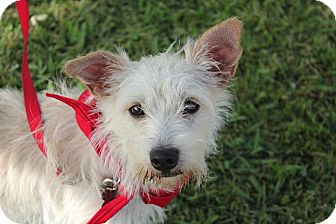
[150,147,179,171]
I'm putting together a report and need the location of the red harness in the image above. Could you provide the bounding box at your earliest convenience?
[16,1,179,223]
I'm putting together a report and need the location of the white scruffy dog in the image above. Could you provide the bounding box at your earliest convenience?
[0,18,242,224]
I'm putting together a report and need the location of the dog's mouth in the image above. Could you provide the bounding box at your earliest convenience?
[145,169,184,181]
[136,167,188,184]
[135,165,204,190]
[159,169,183,178]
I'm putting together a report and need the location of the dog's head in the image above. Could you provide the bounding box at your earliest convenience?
[64,18,242,193]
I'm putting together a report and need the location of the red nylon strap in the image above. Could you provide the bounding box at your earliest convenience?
[86,194,130,224]
[16,0,46,156]
[46,92,97,141]
[142,189,180,207]
[46,91,103,155]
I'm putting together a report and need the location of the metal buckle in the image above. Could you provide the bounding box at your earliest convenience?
[101,177,120,191]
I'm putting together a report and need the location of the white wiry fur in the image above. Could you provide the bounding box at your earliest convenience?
[0,19,242,224]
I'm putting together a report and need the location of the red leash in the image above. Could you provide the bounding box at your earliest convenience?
[16,0,46,156]
[16,1,178,223]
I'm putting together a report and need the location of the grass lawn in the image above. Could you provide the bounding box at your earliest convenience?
[1,0,335,223]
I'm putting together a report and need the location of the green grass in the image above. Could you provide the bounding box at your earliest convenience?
[1,0,335,223]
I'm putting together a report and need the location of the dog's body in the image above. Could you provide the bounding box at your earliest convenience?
[0,19,242,224]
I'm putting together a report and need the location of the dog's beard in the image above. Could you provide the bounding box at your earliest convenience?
[134,165,205,191]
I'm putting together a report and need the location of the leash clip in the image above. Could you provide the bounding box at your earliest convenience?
[101,177,120,204]
[101,177,120,191]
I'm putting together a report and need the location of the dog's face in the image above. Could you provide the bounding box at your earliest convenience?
[64,18,242,192]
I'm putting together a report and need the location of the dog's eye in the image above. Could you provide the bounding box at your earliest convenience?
[129,104,145,118]
[183,100,199,115]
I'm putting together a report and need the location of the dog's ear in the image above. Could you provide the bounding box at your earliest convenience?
[64,50,126,95]
[186,18,243,85]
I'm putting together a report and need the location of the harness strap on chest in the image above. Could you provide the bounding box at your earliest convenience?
[86,194,130,224]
